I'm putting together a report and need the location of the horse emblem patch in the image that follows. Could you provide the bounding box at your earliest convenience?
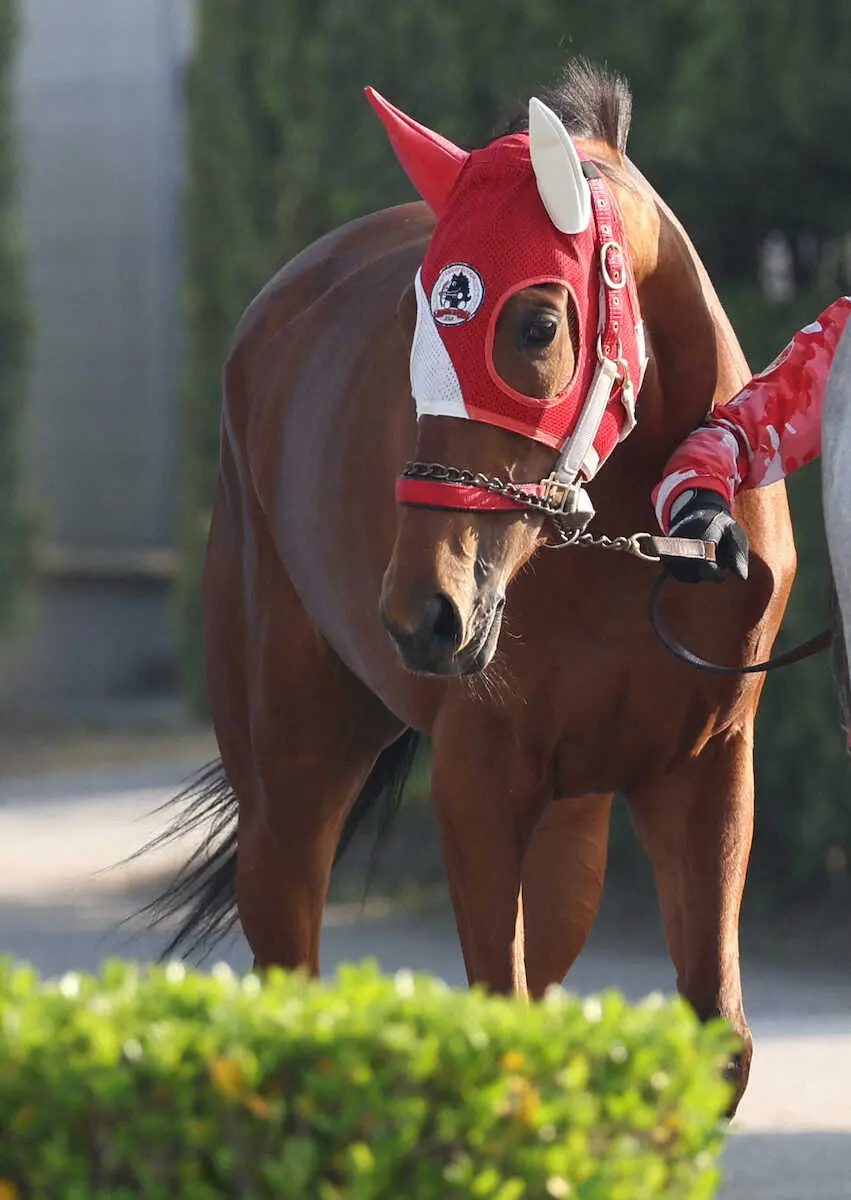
[431,264,484,326]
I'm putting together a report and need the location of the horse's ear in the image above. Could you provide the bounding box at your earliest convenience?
[365,86,469,217]
[528,97,592,235]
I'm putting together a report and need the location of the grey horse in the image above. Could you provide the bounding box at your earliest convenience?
[821,317,851,736]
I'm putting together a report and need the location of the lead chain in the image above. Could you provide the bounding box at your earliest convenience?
[400,461,660,561]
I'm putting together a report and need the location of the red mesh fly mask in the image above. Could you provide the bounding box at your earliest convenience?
[367,88,648,528]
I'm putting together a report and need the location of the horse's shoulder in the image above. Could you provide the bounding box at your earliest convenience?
[221,203,431,448]
[231,203,433,355]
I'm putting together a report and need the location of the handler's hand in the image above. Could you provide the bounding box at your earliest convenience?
[662,488,750,584]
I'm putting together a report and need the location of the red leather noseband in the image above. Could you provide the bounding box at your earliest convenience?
[396,476,549,512]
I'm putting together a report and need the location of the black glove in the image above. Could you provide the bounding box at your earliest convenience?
[662,488,750,584]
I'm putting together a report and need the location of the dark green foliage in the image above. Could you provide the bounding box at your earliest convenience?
[0,958,735,1198]
[621,2,851,286]
[0,0,32,634]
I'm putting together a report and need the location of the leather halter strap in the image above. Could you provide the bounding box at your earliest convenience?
[649,572,833,675]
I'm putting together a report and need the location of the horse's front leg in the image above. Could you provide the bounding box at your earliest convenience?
[626,725,756,1114]
[430,711,550,995]
[521,792,614,996]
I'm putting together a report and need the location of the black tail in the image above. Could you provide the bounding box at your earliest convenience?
[137,729,421,961]
[333,728,421,871]
[132,760,241,960]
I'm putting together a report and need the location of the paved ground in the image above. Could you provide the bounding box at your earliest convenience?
[1,758,850,1198]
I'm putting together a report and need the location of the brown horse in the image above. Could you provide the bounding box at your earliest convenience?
[155,61,794,1112]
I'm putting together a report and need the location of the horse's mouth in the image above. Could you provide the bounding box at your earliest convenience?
[455,599,505,675]
[407,597,505,679]
[382,589,506,678]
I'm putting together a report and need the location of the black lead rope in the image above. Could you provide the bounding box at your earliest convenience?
[649,571,833,675]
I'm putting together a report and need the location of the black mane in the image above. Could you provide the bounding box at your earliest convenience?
[502,58,632,152]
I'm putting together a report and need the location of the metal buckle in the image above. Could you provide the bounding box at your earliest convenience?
[540,474,575,513]
[600,239,627,290]
[540,476,596,531]
[596,333,624,366]
[630,533,663,562]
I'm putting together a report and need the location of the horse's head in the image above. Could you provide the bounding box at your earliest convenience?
[370,83,647,676]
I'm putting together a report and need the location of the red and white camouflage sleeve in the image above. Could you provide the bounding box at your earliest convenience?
[652,296,851,531]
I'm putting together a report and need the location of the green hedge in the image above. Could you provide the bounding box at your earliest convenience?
[0,959,734,1199]
[0,0,32,636]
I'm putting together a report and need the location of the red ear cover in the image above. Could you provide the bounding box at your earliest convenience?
[365,86,469,216]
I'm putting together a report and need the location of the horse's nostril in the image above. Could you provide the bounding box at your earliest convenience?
[380,590,465,672]
[425,592,463,652]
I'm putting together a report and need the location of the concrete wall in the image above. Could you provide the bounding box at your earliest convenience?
[0,0,192,720]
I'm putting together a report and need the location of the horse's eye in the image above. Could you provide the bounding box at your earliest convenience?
[518,315,558,350]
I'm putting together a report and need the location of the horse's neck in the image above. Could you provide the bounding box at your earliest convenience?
[615,163,752,479]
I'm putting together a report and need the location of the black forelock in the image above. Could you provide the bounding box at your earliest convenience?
[501,57,632,152]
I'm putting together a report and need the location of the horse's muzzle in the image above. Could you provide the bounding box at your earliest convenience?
[381,591,502,676]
